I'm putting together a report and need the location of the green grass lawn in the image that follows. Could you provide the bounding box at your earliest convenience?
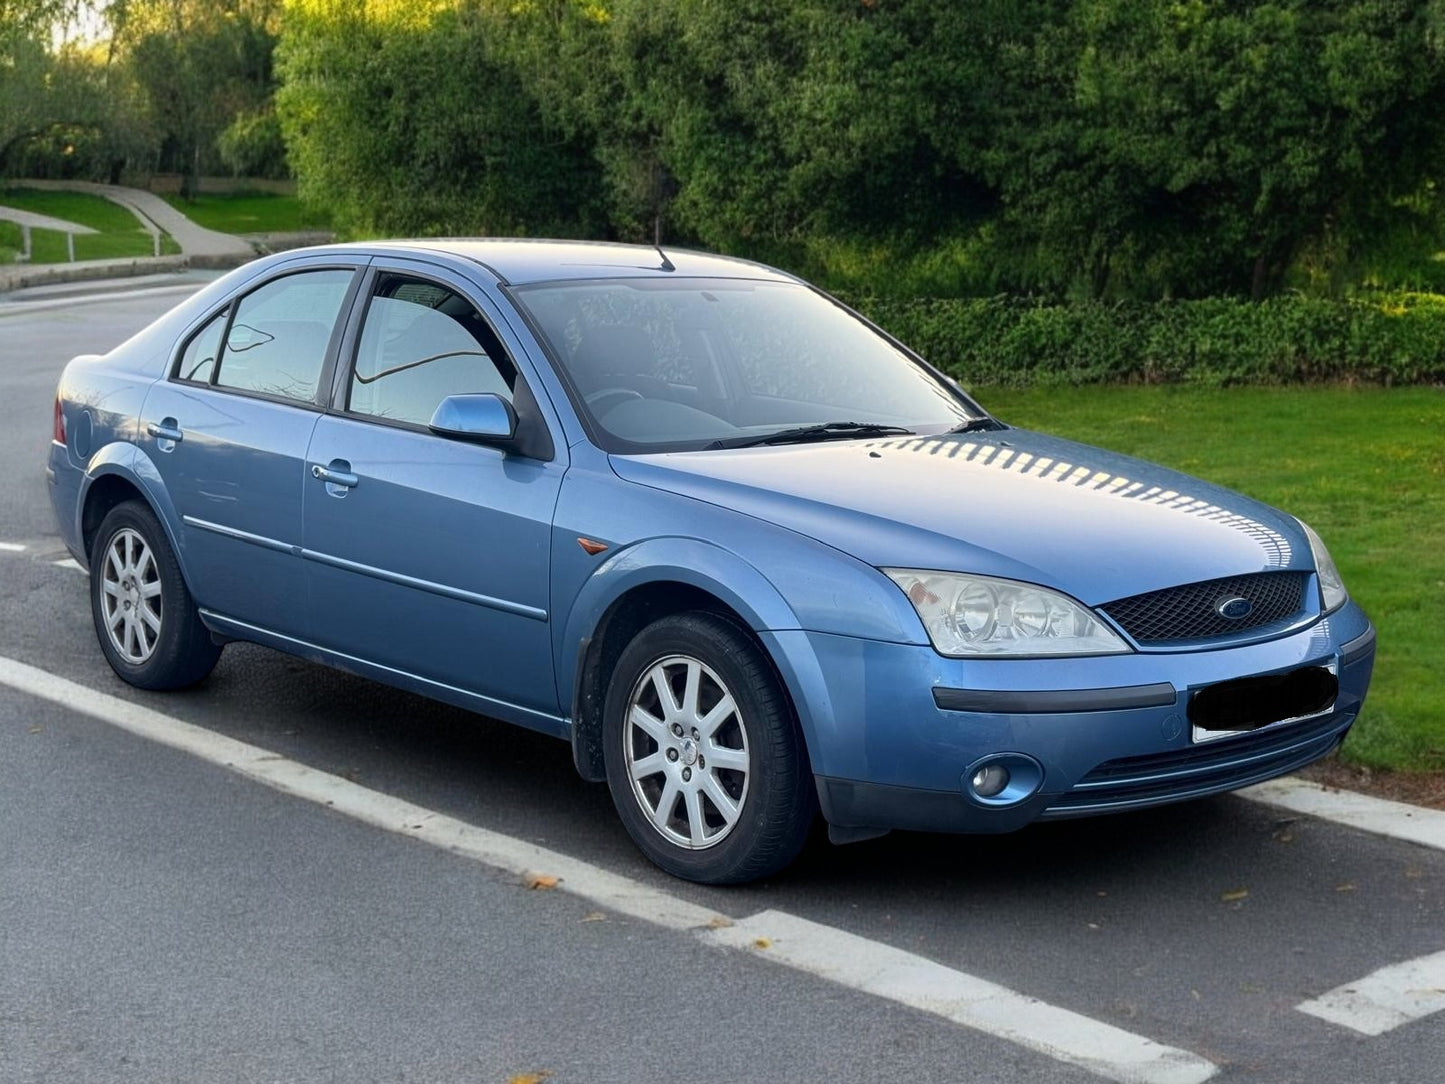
[973,384,1445,773]
[162,192,330,235]
[0,187,179,261]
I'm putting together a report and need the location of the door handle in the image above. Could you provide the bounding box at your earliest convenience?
[311,463,359,489]
[147,420,183,443]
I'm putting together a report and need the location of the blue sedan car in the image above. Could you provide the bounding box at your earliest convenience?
[48,240,1375,883]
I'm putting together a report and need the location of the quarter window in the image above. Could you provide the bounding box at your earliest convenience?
[348,275,515,427]
[176,308,228,384]
[212,269,353,403]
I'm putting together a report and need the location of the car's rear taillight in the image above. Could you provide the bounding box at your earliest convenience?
[53,397,67,445]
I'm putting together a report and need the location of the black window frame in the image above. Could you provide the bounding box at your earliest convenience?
[167,265,365,411]
[334,268,522,436]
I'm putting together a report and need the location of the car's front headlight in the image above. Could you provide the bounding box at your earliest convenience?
[883,569,1131,657]
[1298,520,1348,614]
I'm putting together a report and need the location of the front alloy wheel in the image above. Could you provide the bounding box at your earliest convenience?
[603,611,815,884]
[623,654,751,850]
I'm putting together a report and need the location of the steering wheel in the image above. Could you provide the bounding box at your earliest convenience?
[585,387,645,416]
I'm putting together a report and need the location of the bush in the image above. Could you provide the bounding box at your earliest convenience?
[842,293,1445,387]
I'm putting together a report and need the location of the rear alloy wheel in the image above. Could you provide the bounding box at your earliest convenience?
[90,500,221,690]
[603,612,815,883]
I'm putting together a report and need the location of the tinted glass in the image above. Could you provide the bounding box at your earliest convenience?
[513,278,976,451]
[213,269,353,402]
[348,277,514,427]
[175,308,228,384]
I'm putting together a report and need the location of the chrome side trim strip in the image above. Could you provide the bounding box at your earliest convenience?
[182,515,546,622]
[298,547,547,622]
[183,515,298,555]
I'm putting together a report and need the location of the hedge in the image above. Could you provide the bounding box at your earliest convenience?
[843,293,1445,387]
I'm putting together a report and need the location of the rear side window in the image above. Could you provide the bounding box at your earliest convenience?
[347,274,516,427]
[209,269,354,403]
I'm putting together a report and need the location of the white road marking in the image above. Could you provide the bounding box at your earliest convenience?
[1297,949,1445,1036]
[0,653,1219,1084]
[1240,777,1445,853]
[707,910,1218,1084]
[0,542,26,552]
[52,557,84,572]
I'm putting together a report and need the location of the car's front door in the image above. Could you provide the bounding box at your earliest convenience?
[139,264,361,637]
[301,263,565,725]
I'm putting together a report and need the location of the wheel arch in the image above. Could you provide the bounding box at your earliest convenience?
[562,539,811,783]
[79,444,187,586]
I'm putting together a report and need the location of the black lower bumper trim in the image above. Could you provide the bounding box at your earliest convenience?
[933,682,1177,714]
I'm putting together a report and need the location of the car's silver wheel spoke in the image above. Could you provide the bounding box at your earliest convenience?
[701,774,740,823]
[652,778,680,830]
[99,527,162,665]
[630,751,666,780]
[697,694,735,739]
[624,653,750,851]
[629,705,668,744]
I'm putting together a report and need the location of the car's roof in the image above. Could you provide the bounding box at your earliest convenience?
[315,238,800,287]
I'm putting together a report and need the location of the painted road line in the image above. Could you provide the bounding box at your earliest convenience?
[707,910,1218,1084]
[0,654,1220,1084]
[1297,949,1445,1036]
[1240,777,1445,853]
[0,655,720,933]
[52,557,83,572]
[0,542,26,552]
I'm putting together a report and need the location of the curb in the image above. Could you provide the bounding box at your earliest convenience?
[0,252,255,295]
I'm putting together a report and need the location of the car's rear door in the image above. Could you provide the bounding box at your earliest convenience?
[139,260,364,638]
[300,259,566,727]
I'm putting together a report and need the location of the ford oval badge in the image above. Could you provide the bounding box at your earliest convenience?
[1215,596,1253,620]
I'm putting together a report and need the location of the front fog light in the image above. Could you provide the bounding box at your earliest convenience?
[962,753,1044,807]
[971,765,1011,798]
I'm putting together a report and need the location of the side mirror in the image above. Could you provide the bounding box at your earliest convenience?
[428,393,517,445]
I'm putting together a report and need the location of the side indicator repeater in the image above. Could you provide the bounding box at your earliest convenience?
[578,537,608,556]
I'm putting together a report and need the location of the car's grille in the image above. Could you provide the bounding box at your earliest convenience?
[1041,711,1350,817]
[1100,571,1309,644]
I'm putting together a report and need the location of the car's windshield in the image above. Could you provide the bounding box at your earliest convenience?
[511,277,986,452]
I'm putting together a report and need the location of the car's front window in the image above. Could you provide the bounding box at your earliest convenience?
[512,277,984,452]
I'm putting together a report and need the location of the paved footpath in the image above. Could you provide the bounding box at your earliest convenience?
[0,180,256,293]
[14,179,253,259]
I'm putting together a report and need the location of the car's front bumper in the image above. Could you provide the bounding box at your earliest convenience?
[762,602,1375,835]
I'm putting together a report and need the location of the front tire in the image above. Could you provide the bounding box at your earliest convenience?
[603,612,815,884]
[90,500,221,690]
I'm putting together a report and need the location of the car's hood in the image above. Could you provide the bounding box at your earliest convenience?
[610,429,1310,605]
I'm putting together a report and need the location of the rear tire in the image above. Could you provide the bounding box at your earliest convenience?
[90,500,220,690]
[603,611,815,884]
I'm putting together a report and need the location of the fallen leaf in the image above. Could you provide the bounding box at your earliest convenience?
[1274,830,1295,843]
[752,937,772,950]
[706,915,733,929]
[508,1073,552,1084]
[580,912,606,923]
[1335,883,1356,893]
[524,873,560,890]
[1220,888,1249,902]
[27,726,42,734]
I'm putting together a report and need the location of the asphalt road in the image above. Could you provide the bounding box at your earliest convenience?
[0,283,1441,1083]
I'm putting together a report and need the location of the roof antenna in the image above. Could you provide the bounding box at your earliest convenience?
[653,211,675,271]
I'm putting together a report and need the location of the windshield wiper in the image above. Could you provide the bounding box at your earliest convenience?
[949,417,1007,434]
[707,421,915,450]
